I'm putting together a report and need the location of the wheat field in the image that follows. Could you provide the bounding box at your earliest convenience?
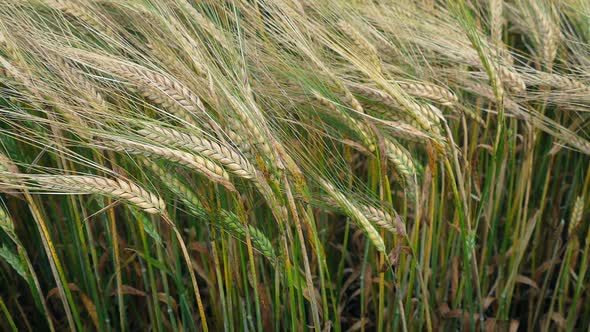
[0,0,588,331]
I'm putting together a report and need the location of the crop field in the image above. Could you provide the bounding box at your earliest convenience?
[0,0,588,331]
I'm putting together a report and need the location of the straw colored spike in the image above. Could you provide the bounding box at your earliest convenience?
[106,140,235,191]
[319,178,386,253]
[139,125,257,179]
[31,175,166,215]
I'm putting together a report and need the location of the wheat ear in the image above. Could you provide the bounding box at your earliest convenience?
[42,51,107,109]
[568,196,585,236]
[319,178,386,253]
[385,139,419,196]
[397,81,458,106]
[489,0,503,46]
[138,125,257,179]
[31,175,166,215]
[351,85,439,132]
[44,0,116,38]
[105,140,235,191]
[145,162,275,259]
[313,92,376,151]
[337,20,382,73]
[359,204,406,235]
[536,73,590,93]
[99,60,206,126]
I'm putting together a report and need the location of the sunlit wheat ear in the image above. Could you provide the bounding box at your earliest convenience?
[138,125,257,180]
[90,58,207,126]
[359,204,406,235]
[145,161,275,260]
[568,195,585,236]
[337,20,382,73]
[534,72,590,94]
[175,1,228,46]
[318,178,386,254]
[489,0,504,45]
[350,84,439,132]
[313,92,375,151]
[498,66,526,92]
[30,175,166,215]
[334,81,365,114]
[225,108,278,170]
[224,118,253,154]
[396,81,458,106]
[529,1,559,70]
[44,0,116,38]
[385,139,419,194]
[104,140,235,192]
[465,53,525,93]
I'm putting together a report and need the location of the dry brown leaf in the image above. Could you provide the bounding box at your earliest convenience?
[515,275,539,289]
[111,285,147,297]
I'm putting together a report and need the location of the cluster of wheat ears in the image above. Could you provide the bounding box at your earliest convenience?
[0,0,588,331]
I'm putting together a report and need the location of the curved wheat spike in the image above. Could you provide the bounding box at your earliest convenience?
[44,0,117,38]
[225,118,254,156]
[465,53,525,93]
[498,66,526,92]
[313,92,376,151]
[350,84,439,132]
[337,20,382,73]
[334,81,365,114]
[397,81,458,106]
[568,196,585,236]
[318,178,386,253]
[175,1,228,47]
[385,139,419,194]
[489,0,503,46]
[105,140,235,192]
[529,1,559,70]
[84,57,208,127]
[53,56,107,109]
[534,72,590,93]
[145,161,275,260]
[138,125,257,179]
[359,204,406,235]
[30,175,166,215]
